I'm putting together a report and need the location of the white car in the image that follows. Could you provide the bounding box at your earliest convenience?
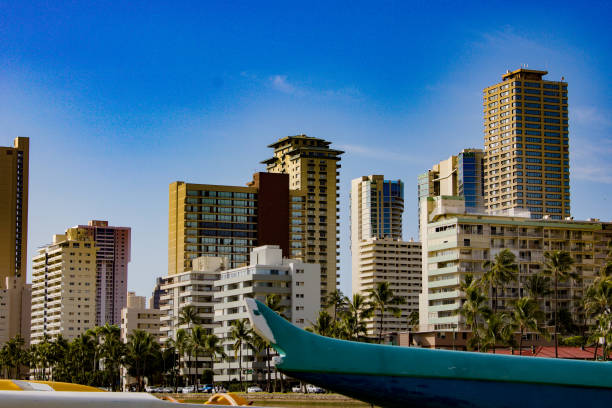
[247,386,263,393]
[182,385,196,394]
[306,384,325,393]
[291,385,303,393]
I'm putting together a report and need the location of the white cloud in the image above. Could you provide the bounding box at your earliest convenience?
[268,74,361,100]
[269,75,298,94]
[572,106,612,127]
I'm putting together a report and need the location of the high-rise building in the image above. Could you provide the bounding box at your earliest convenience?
[168,172,296,274]
[0,137,29,287]
[262,135,343,304]
[213,246,320,383]
[0,137,29,345]
[31,227,97,344]
[351,176,404,244]
[417,149,484,238]
[483,68,569,219]
[350,175,421,336]
[418,196,611,332]
[150,277,164,309]
[78,220,131,326]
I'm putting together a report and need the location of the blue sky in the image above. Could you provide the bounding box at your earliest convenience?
[1,1,611,299]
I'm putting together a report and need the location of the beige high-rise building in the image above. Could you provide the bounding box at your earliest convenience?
[262,135,343,304]
[120,292,162,342]
[350,175,421,336]
[31,227,97,344]
[0,137,29,345]
[483,68,569,219]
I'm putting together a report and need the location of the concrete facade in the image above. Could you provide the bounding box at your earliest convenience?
[120,291,162,342]
[78,220,131,327]
[483,69,570,219]
[31,227,97,344]
[419,196,612,331]
[213,246,320,383]
[0,137,29,345]
[262,135,343,306]
[160,256,226,377]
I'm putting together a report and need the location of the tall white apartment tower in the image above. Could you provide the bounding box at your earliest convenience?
[350,176,421,336]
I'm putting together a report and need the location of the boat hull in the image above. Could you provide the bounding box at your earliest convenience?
[284,370,612,408]
[244,298,612,408]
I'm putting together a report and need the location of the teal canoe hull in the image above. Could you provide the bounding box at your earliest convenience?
[244,298,612,408]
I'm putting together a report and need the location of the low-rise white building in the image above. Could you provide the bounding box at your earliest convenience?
[160,256,226,378]
[213,245,320,383]
[120,292,163,342]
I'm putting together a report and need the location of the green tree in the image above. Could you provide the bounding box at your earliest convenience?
[459,274,491,351]
[190,325,207,390]
[482,313,515,353]
[340,293,371,341]
[510,297,547,356]
[524,274,551,309]
[307,310,336,337]
[325,289,346,323]
[543,250,577,358]
[482,249,518,313]
[230,319,252,391]
[204,334,226,392]
[178,305,199,385]
[175,328,189,386]
[124,329,157,391]
[367,281,405,343]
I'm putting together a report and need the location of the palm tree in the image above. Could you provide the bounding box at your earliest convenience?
[230,319,252,391]
[510,297,546,356]
[367,281,405,343]
[459,274,491,351]
[175,328,189,386]
[308,310,335,337]
[190,325,207,390]
[482,249,518,313]
[124,329,156,391]
[325,289,346,323]
[204,334,226,392]
[342,293,372,341]
[408,311,419,332]
[264,294,287,390]
[482,313,515,353]
[543,250,577,358]
[585,270,612,360]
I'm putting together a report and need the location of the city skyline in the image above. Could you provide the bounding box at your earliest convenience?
[2,2,611,298]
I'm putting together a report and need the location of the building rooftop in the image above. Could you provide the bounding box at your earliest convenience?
[501,68,548,81]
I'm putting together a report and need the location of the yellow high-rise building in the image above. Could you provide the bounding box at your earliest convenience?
[483,69,569,219]
[31,227,97,344]
[262,135,343,304]
[0,137,30,345]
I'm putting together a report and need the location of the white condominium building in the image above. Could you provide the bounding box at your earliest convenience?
[213,245,320,383]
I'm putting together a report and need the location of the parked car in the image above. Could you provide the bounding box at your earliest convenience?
[182,385,196,394]
[306,384,325,394]
[176,387,183,393]
[199,384,214,393]
[145,386,156,393]
[291,385,303,393]
[161,387,174,393]
[247,386,263,393]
